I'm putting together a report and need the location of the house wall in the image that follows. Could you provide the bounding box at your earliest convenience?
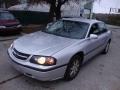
[8,0,94,24]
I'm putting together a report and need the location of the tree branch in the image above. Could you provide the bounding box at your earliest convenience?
[61,0,68,5]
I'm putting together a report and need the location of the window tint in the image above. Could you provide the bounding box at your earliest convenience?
[98,22,107,33]
[43,20,89,39]
[89,23,100,35]
[89,22,108,37]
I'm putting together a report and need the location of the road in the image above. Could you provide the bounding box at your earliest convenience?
[0,25,120,90]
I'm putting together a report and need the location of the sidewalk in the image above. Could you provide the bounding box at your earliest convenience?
[107,25,120,29]
[0,34,22,41]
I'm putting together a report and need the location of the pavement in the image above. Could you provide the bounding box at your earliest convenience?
[0,25,120,90]
[0,34,21,41]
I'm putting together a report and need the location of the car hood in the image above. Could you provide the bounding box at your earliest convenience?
[14,31,78,56]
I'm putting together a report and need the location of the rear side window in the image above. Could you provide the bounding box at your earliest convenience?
[0,12,15,20]
[98,22,107,33]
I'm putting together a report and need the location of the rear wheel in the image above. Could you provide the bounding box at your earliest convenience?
[102,41,110,54]
[64,55,82,81]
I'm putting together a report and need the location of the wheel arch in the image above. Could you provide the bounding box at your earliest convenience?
[108,39,111,43]
[70,51,84,64]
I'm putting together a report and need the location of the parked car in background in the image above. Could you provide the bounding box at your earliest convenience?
[0,10,22,36]
[8,18,112,81]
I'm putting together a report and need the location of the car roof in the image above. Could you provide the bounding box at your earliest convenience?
[62,18,102,25]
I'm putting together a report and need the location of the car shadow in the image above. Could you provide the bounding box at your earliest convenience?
[0,33,22,41]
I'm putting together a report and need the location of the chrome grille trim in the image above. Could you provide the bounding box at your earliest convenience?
[12,48,30,60]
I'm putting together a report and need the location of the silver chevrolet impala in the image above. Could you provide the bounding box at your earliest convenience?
[8,18,112,81]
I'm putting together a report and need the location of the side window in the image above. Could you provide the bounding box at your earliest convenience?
[98,22,107,33]
[89,23,100,36]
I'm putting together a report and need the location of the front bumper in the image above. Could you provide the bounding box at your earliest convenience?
[0,27,22,35]
[8,48,67,81]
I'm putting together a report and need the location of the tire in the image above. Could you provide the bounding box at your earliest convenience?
[64,55,82,81]
[102,42,110,54]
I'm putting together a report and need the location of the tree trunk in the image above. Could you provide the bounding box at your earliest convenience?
[48,0,65,21]
[55,4,61,20]
[49,0,56,22]
[49,5,54,21]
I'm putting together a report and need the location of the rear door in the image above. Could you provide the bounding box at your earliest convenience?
[97,22,109,49]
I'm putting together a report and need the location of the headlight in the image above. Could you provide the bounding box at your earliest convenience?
[17,25,22,28]
[0,26,6,29]
[30,56,57,66]
[10,43,14,49]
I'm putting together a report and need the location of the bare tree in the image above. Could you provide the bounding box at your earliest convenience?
[0,0,20,8]
[28,0,76,21]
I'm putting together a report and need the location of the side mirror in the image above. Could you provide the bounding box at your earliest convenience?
[89,34,98,39]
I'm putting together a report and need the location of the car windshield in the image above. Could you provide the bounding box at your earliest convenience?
[0,12,15,20]
[43,20,89,39]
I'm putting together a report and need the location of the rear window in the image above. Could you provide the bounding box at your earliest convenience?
[0,12,15,20]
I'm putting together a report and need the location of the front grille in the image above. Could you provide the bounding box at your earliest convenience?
[12,48,30,60]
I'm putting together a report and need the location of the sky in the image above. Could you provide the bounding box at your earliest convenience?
[93,0,120,13]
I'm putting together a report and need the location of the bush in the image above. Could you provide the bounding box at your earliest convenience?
[94,14,120,26]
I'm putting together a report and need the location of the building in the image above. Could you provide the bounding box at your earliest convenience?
[61,0,94,18]
[9,0,94,18]
[79,0,94,18]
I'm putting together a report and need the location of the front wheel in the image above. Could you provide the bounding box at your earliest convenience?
[64,55,82,81]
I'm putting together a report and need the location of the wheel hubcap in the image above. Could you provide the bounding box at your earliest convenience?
[70,60,80,77]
